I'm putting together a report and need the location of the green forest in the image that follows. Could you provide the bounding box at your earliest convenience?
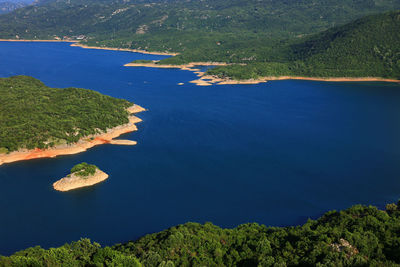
[0,0,399,80]
[0,75,132,153]
[70,162,98,177]
[1,202,400,266]
[207,11,400,80]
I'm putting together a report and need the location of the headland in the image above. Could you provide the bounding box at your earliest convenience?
[0,104,145,166]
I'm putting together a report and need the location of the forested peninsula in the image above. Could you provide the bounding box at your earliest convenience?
[1,202,400,266]
[0,76,144,165]
[124,11,400,84]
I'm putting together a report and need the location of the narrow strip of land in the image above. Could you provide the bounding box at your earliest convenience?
[124,62,400,85]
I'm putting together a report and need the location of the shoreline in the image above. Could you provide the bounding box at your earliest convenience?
[124,62,400,85]
[2,40,398,85]
[71,43,179,56]
[0,104,146,166]
[0,39,76,43]
[53,169,109,192]
[201,75,400,85]
[0,39,179,56]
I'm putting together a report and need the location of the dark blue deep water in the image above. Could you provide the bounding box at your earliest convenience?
[0,42,400,255]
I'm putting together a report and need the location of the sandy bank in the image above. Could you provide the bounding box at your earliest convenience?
[0,104,145,166]
[0,39,76,42]
[125,60,400,86]
[71,43,178,56]
[124,61,229,69]
[109,140,137,145]
[264,76,400,83]
[194,75,400,86]
[53,169,109,191]
[189,79,212,86]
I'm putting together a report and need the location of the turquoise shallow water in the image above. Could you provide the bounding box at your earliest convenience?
[0,42,400,255]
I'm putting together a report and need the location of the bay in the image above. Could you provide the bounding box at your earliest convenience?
[0,41,399,255]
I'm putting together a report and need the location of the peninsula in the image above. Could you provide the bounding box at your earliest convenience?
[0,76,145,166]
[53,162,108,191]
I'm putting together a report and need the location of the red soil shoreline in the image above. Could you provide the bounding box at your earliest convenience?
[0,105,146,166]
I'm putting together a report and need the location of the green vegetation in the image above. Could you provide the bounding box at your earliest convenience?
[208,11,400,80]
[70,162,97,177]
[2,0,399,41]
[2,202,400,266]
[0,75,132,152]
[0,239,142,267]
[131,59,154,64]
[0,0,399,79]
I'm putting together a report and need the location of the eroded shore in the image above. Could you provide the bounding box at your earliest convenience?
[71,43,179,56]
[0,39,178,55]
[0,39,76,42]
[0,104,146,166]
[53,169,109,191]
[124,61,400,85]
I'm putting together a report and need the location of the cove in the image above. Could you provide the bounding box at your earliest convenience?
[0,41,400,255]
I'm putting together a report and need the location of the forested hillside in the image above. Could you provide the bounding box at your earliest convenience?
[0,0,399,49]
[208,11,400,80]
[0,76,132,153]
[1,202,400,266]
[0,0,399,79]
[2,0,400,37]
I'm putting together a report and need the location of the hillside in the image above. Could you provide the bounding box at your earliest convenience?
[1,202,400,266]
[208,11,400,80]
[2,0,400,37]
[0,0,399,79]
[0,0,399,52]
[0,75,132,153]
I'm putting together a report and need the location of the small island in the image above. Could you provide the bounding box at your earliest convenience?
[53,162,108,192]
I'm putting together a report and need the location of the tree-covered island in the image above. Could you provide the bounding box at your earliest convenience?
[0,76,144,166]
[69,162,97,178]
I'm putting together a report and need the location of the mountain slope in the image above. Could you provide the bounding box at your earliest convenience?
[208,11,400,79]
[0,1,398,79]
[0,0,399,42]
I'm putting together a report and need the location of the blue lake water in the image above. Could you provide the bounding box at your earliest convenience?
[0,42,400,255]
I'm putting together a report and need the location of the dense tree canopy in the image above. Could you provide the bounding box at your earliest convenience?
[1,202,400,266]
[207,11,400,80]
[0,76,132,153]
[0,1,399,80]
[70,162,98,177]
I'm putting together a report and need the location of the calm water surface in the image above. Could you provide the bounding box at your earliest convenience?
[0,42,400,255]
